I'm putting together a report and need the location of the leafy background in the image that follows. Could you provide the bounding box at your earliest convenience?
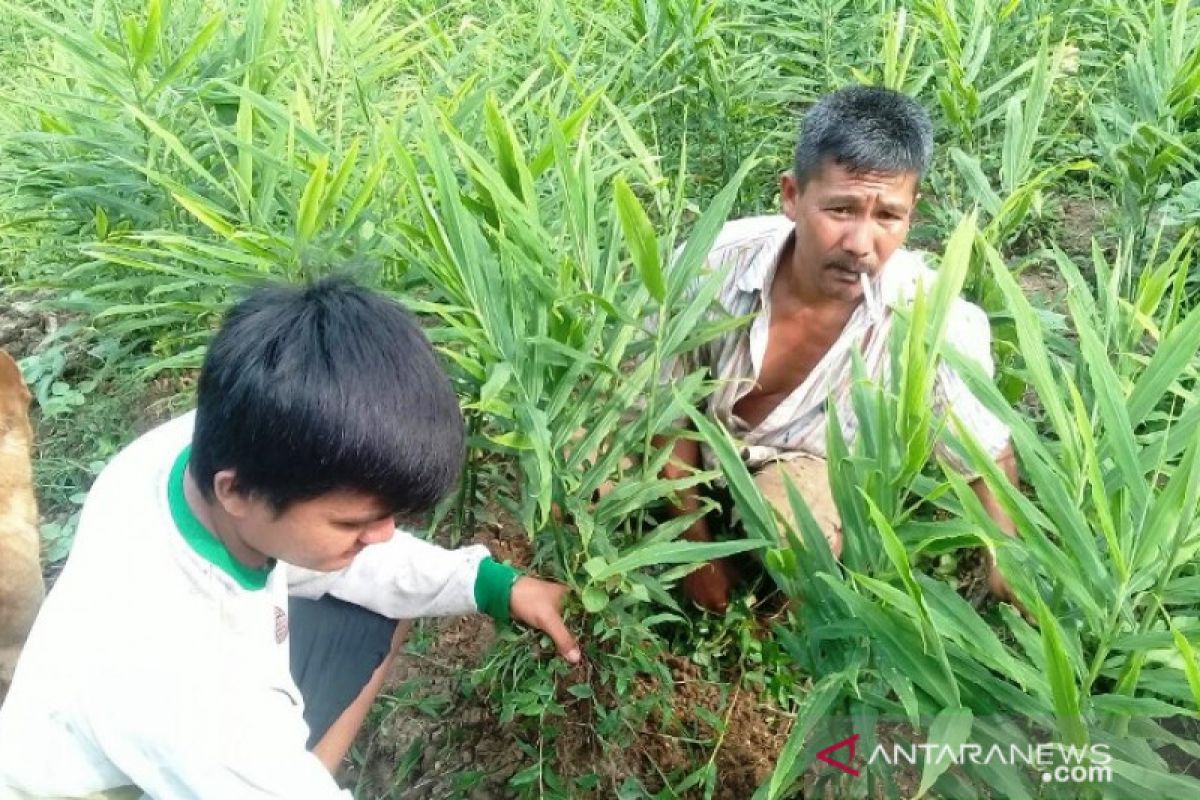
[1,0,1199,797]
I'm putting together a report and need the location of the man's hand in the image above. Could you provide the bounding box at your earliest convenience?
[509,576,581,664]
[986,562,1016,605]
[682,557,740,613]
[985,553,1033,621]
[970,443,1025,610]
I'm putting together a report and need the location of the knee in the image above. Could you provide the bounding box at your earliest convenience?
[387,620,412,659]
[827,526,843,560]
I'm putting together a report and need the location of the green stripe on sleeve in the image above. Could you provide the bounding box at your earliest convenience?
[473,557,522,626]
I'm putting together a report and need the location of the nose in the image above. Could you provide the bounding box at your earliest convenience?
[359,518,395,546]
[841,223,871,259]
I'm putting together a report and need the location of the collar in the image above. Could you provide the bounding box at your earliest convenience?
[167,446,274,591]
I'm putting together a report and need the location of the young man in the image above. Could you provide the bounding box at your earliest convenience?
[661,86,1020,612]
[0,278,579,798]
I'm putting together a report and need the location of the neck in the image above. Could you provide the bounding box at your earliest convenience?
[182,468,270,569]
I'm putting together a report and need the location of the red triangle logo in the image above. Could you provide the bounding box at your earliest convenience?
[816,733,861,777]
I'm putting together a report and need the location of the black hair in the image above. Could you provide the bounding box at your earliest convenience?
[794,85,933,186]
[190,277,464,513]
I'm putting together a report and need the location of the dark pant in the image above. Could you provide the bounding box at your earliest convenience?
[288,595,400,749]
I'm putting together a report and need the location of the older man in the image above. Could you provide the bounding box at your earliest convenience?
[662,86,1019,612]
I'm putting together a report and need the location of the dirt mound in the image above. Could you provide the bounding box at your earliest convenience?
[623,655,789,799]
[0,290,56,361]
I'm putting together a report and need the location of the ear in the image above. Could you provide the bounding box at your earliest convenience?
[212,469,254,519]
[0,352,32,407]
[780,172,801,221]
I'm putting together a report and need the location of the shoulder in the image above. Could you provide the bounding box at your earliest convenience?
[65,412,197,596]
[880,248,935,305]
[705,215,792,296]
[881,250,990,328]
[947,295,990,333]
[93,411,195,485]
[707,215,791,261]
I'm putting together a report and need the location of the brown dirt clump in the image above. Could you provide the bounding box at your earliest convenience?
[347,611,514,799]
[545,654,789,799]
[1057,197,1113,259]
[0,290,56,361]
[662,655,789,799]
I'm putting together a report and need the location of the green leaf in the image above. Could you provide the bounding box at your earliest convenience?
[1069,290,1150,517]
[915,708,974,798]
[754,670,853,800]
[588,539,765,582]
[613,176,664,302]
[135,0,161,70]
[296,154,329,244]
[1037,595,1087,746]
[150,12,223,96]
[681,397,776,539]
[171,192,235,238]
[950,149,1002,218]
[1127,299,1200,426]
[1172,626,1200,714]
[1108,758,1200,798]
[581,586,608,613]
[315,139,361,233]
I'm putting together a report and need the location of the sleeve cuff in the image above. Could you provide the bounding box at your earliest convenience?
[473,557,522,626]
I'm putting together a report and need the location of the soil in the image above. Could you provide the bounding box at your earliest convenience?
[638,656,791,799]
[343,523,533,800]
[1056,197,1113,259]
[345,507,794,800]
[1014,265,1067,312]
[0,289,56,361]
[347,610,508,799]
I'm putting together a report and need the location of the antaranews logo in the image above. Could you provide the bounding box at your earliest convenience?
[813,734,1113,787]
[815,734,861,777]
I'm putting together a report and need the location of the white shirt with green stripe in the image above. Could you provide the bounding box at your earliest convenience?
[0,412,518,799]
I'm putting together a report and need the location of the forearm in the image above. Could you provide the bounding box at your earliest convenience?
[970,442,1019,538]
[287,534,491,619]
[651,430,711,541]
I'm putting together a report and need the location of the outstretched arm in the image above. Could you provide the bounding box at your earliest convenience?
[289,535,580,661]
[969,441,1020,601]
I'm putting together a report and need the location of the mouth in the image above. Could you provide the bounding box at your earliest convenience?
[828,263,869,283]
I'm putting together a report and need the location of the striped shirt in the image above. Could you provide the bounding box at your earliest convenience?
[671,215,1010,476]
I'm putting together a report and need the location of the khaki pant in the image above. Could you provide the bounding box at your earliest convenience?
[751,457,843,558]
[573,425,843,557]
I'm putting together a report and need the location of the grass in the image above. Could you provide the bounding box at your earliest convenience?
[1,0,1199,797]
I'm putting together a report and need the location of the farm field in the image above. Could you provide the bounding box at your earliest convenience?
[2,0,1200,798]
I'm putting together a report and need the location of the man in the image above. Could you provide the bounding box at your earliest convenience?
[0,279,579,798]
[661,86,1019,613]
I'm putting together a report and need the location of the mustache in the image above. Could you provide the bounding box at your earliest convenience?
[826,259,873,273]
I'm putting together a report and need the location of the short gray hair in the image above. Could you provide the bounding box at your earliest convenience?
[794,85,933,186]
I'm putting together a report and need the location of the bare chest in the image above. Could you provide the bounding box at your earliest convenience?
[732,313,846,429]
